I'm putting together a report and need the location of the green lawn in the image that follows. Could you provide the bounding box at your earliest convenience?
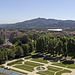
[31,58,48,63]
[0,65,4,68]
[6,57,72,75]
[52,61,75,69]
[56,69,71,75]
[37,70,54,75]
[14,61,44,72]
[37,66,71,75]
[37,66,62,75]
[7,59,23,66]
[25,56,32,59]
[47,66,62,71]
[25,61,43,66]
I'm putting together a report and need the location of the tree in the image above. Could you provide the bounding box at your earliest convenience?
[48,38,57,56]
[36,36,45,53]
[12,36,21,44]
[67,38,75,60]
[15,46,24,58]
[27,34,33,40]
[63,42,68,59]
[15,40,22,46]
[28,42,34,52]
[0,36,4,45]
[36,36,49,53]
[33,33,40,40]
[0,49,8,64]
[20,35,28,44]
[7,49,16,60]
[22,44,30,55]
[57,40,63,56]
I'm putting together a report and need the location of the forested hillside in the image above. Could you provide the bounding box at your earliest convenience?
[0,18,75,28]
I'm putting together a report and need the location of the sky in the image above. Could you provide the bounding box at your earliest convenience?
[0,0,75,24]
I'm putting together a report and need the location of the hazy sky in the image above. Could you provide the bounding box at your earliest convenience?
[0,0,75,24]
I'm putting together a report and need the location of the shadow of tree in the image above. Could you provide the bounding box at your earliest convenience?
[62,60,74,64]
[43,55,63,62]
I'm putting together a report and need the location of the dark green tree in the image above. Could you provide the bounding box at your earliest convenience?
[28,42,34,52]
[22,44,30,55]
[0,36,4,45]
[15,46,24,58]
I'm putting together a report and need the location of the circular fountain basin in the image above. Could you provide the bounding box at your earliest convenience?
[35,66,46,71]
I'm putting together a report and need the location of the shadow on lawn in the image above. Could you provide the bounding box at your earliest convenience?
[31,54,44,59]
[31,53,64,62]
[43,55,63,62]
[62,60,74,64]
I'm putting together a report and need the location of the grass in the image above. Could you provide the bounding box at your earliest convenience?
[37,70,54,75]
[67,63,75,69]
[63,56,75,60]
[10,69,27,75]
[56,69,71,75]
[7,59,23,66]
[37,66,71,75]
[37,66,62,75]
[47,66,62,71]
[0,65,4,68]
[31,58,48,63]
[14,64,34,72]
[52,61,75,69]
[25,56,32,59]
[25,61,43,66]
[6,57,72,75]
[14,61,43,72]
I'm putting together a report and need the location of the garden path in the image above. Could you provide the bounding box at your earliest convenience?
[2,57,75,75]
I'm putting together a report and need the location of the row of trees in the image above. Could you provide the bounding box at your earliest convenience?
[0,33,75,64]
[36,34,75,59]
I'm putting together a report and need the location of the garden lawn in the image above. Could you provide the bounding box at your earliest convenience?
[7,59,23,66]
[0,65,4,68]
[37,66,62,75]
[37,70,54,75]
[25,56,32,59]
[56,69,71,75]
[47,66,62,71]
[31,58,48,63]
[52,61,75,69]
[14,61,44,72]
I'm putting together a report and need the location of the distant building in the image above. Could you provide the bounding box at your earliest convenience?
[48,29,62,32]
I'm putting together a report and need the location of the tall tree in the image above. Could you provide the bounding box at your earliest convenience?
[33,33,40,40]
[20,35,28,44]
[22,44,30,55]
[67,38,75,60]
[0,36,4,45]
[15,46,24,58]
[48,38,57,56]
[28,42,34,53]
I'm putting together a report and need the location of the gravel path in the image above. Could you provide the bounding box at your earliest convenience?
[2,57,75,75]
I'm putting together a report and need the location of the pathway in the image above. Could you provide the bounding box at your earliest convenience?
[1,57,75,75]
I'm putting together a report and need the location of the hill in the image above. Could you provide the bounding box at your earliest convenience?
[0,18,75,28]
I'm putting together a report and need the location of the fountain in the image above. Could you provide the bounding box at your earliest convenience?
[36,66,46,71]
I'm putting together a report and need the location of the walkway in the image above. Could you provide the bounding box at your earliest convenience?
[1,57,75,75]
